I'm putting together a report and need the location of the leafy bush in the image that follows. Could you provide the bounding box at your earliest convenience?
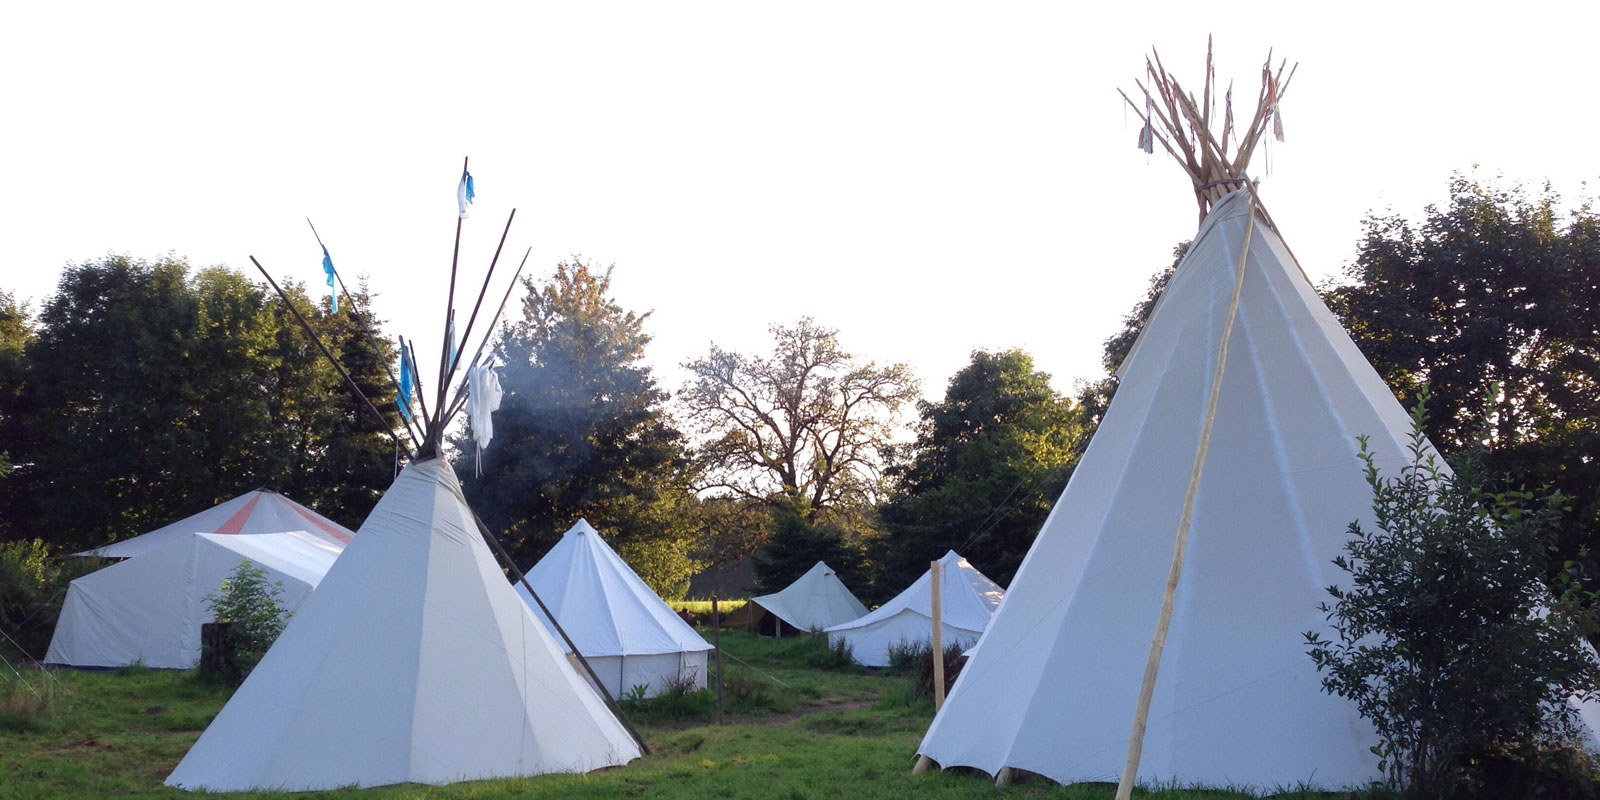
[203,560,290,680]
[801,632,855,671]
[1305,395,1600,798]
[883,637,966,700]
[0,539,104,661]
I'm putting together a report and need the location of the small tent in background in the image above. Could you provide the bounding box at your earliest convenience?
[77,489,355,559]
[46,531,340,669]
[517,519,713,699]
[166,460,640,791]
[734,561,868,637]
[826,551,1002,668]
[916,49,1392,791]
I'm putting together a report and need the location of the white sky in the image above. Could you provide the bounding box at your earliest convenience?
[4,2,1598,405]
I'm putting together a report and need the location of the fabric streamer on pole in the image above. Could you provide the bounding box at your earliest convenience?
[458,169,475,218]
[397,337,415,422]
[321,245,338,314]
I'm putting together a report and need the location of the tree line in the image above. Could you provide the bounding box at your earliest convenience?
[2,174,1596,606]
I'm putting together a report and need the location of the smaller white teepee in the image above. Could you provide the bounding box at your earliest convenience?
[747,561,868,635]
[517,519,713,699]
[826,551,1003,667]
[47,531,340,669]
[166,461,639,792]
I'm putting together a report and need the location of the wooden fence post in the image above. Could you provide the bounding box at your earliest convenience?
[712,593,725,725]
[931,560,945,710]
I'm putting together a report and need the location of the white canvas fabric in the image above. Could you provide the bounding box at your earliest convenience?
[750,561,869,633]
[516,519,712,698]
[45,531,340,669]
[825,551,1002,668]
[166,459,639,792]
[79,490,355,559]
[916,189,1408,790]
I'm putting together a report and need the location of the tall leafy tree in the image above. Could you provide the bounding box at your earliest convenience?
[1326,175,1600,581]
[878,349,1088,589]
[6,256,401,549]
[0,291,33,540]
[459,259,699,597]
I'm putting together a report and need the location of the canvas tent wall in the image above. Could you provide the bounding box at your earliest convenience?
[46,530,340,669]
[517,519,712,699]
[825,551,1002,667]
[166,459,639,792]
[737,561,868,637]
[79,489,355,559]
[914,186,1403,790]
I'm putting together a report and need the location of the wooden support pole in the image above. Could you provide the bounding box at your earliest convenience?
[912,755,934,774]
[712,594,725,725]
[996,767,1017,786]
[930,560,945,711]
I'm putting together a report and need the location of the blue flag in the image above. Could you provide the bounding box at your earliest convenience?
[321,245,338,314]
[457,170,475,219]
[397,337,414,422]
[446,319,457,371]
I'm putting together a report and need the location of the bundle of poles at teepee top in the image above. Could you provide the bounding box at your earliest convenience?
[251,156,526,462]
[245,157,652,757]
[1119,38,1296,223]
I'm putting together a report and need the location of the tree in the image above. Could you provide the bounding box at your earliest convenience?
[878,349,1089,589]
[5,256,401,550]
[460,259,699,597]
[1325,175,1600,590]
[1306,396,1600,797]
[680,318,919,517]
[204,559,291,679]
[0,291,32,540]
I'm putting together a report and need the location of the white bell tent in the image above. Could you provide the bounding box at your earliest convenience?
[46,531,340,669]
[78,489,355,559]
[825,551,1002,668]
[166,460,640,791]
[744,561,869,635]
[916,51,1396,791]
[516,519,712,699]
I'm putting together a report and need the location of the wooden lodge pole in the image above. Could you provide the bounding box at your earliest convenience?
[712,593,725,725]
[930,560,945,711]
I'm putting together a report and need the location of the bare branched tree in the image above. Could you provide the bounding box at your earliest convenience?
[680,318,918,516]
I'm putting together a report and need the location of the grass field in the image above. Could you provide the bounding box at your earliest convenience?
[0,631,1373,799]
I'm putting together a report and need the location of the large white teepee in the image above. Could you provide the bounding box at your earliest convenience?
[78,489,355,559]
[746,561,869,635]
[826,551,1002,668]
[166,460,639,792]
[516,519,712,699]
[47,531,340,669]
[914,186,1407,787]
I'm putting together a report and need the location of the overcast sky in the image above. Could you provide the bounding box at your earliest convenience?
[5,2,1597,406]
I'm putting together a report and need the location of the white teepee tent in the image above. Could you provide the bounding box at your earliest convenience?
[47,531,340,669]
[78,489,355,559]
[746,561,869,635]
[916,51,1394,791]
[165,460,640,791]
[516,519,712,699]
[826,551,1002,668]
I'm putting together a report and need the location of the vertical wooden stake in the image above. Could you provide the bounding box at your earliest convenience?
[712,593,725,726]
[930,560,945,711]
[912,755,934,774]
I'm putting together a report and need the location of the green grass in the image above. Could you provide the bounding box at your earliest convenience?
[667,598,747,616]
[0,633,1378,799]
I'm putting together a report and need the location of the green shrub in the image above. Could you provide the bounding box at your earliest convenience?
[1305,394,1600,798]
[0,539,104,661]
[203,560,290,680]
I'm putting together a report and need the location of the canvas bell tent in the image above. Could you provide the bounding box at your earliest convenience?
[46,530,340,669]
[78,489,354,559]
[734,561,868,637]
[915,50,1397,792]
[516,519,712,699]
[167,160,644,791]
[826,551,1002,668]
